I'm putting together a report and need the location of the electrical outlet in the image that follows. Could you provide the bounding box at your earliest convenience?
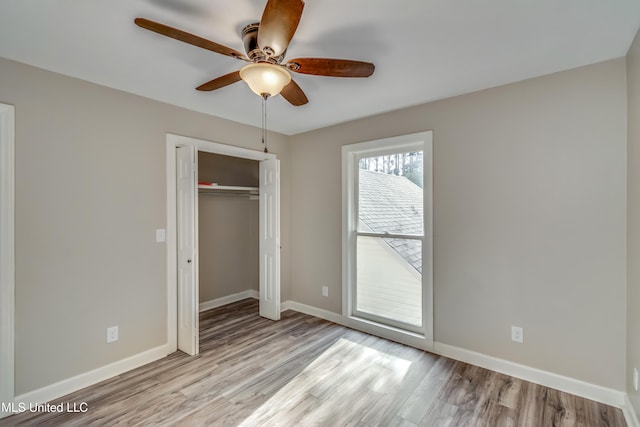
[634,368,638,391]
[107,326,119,343]
[511,326,523,343]
[322,286,328,297]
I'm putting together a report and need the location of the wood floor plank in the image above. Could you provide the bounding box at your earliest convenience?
[1,299,627,427]
[398,357,458,423]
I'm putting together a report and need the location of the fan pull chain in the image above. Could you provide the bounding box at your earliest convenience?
[261,94,269,153]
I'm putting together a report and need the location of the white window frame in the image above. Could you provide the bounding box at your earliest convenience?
[342,131,433,349]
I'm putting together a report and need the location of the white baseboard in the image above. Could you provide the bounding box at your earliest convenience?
[433,342,625,409]
[199,290,259,312]
[280,300,343,324]
[624,394,640,427]
[14,343,171,406]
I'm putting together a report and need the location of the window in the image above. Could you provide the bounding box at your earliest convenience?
[342,132,433,343]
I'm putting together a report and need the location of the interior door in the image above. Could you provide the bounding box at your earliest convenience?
[259,158,280,320]
[176,145,199,355]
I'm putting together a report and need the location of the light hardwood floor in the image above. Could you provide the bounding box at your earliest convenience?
[2,299,626,426]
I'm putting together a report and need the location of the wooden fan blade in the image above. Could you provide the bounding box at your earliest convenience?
[135,18,247,60]
[257,0,304,57]
[280,79,308,106]
[196,71,242,91]
[287,58,375,77]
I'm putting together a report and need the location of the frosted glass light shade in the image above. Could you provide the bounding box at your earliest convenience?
[240,63,291,97]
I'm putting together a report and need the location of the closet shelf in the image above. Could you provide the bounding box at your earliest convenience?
[198,184,259,194]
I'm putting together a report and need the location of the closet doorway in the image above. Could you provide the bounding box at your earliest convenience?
[166,134,280,356]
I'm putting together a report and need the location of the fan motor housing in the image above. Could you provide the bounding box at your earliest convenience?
[242,22,285,64]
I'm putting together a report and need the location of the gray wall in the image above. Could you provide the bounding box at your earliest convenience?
[290,58,628,390]
[198,151,259,187]
[0,56,291,395]
[198,152,259,302]
[628,28,640,415]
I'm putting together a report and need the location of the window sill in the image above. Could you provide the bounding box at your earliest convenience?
[344,315,434,351]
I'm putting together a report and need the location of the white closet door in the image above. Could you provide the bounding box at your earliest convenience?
[259,158,280,320]
[176,145,199,355]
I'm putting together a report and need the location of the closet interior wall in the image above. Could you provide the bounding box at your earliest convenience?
[198,151,260,305]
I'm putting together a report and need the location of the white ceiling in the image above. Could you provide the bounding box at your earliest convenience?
[0,1,639,135]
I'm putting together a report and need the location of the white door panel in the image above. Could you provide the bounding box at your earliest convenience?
[259,158,280,320]
[176,145,199,355]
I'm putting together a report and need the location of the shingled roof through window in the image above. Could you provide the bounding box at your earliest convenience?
[359,169,423,273]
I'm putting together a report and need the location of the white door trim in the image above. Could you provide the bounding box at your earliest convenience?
[0,103,15,417]
[166,134,276,351]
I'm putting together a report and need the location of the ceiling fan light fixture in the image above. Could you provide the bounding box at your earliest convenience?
[240,63,291,97]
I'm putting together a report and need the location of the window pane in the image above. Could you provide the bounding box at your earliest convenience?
[356,236,422,327]
[358,152,423,235]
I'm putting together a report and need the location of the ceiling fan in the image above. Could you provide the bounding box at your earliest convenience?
[134,0,375,106]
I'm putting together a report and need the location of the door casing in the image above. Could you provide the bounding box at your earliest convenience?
[166,134,280,353]
[0,103,15,418]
